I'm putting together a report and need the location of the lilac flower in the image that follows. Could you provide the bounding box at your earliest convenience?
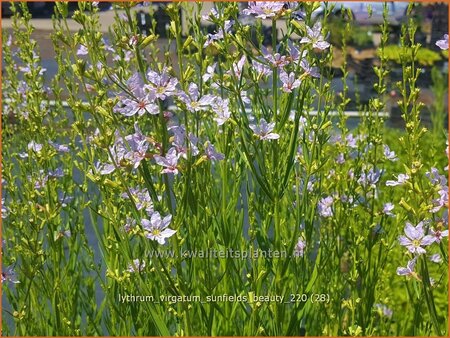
[374,304,393,319]
[48,167,64,178]
[358,167,382,188]
[300,22,330,50]
[123,217,137,233]
[115,73,159,116]
[202,63,217,82]
[280,71,301,93]
[252,58,271,78]
[430,253,442,263]
[154,147,180,175]
[345,134,358,148]
[92,161,116,175]
[127,259,146,273]
[300,59,320,78]
[145,67,179,100]
[430,187,448,213]
[426,167,447,187]
[178,83,215,112]
[201,7,218,21]
[212,98,231,126]
[398,222,435,255]
[2,198,8,219]
[262,46,289,68]
[383,145,398,162]
[121,187,154,213]
[436,34,448,50]
[28,141,42,153]
[386,173,409,186]
[77,44,89,56]
[54,228,71,240]
[397,258,418,278]
[142,212,176,245]
[32,171,49,190]
[336,153,345,164]
[250,118,280,141]
[318,196,333,217]
[293,236,306,257]
[58,193,74,207]
[243,1,285,19]
[382,203,395,217]
[123,123,150,168]
[203,20,233,48]
[228,55,246,78]
[287,39,307,65]
[1,266,20,284]
[205,141,225,161]
[428,227,449,243]
[49,141,70,153]
[169,125,199,158]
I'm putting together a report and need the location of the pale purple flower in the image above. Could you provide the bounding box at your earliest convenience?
[300,59,320,78]
[249,118,280,141]
[430,253,442,263]
[205,141,224,161]
[48,167,64,178]
[32,170,49,189]
[252,58,271,78]
[280,71,301,93]
[336,153,345,164]
[202,63,217,82]
[121,187,154,213]
[202,7,218,21]
[212,98,231,126]
[145,67,179,100]
[262,46,289,68]
[398,222,434,254]
[426,167,447,187]
[123,123,150,168]
[386,173,409,186]
[382,203,395,217]
[115,74,159,116]
[358,167,382,188]
[243,1,285,19]
[346,134,358,148]
[300,22,330,50]
[287,39,307,64]
[396,257,417,277]
[293,236,306,257]
[430,187,448,213]
[383,145,398,162]
[428,227,448,243]
[49,141,70,153]
[142,212,176,245]
[58,193,74,207]
[92,161,115,175]
[127,259,146,273]
[2,198,8,219]
[179,83,215,112]
[28,141,42,153]
[228,55,246,78]
[203,20,233,48]
[169,125,199,158]
[374,304,393,319]
[1,266,20,284]
[318,196,333,217]
[77,45,89,56]
[123,217,137,233]
[436,34,448,50]
[54,228,71,240]
[154,147,180,175]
